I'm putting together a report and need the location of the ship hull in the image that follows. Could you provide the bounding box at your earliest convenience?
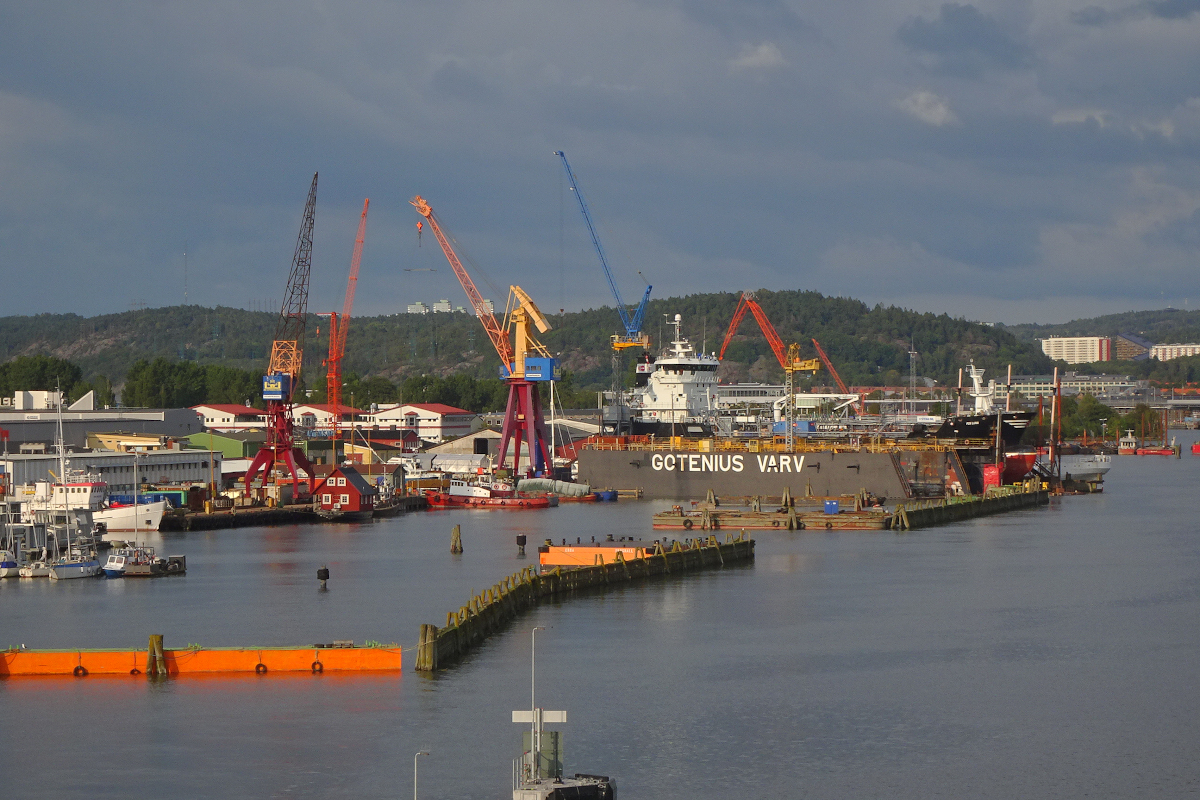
[576,448,916,501]
[926,411,1034,447]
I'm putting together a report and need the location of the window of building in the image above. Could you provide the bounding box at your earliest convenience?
[322,494,331,503]
[340,494,349,504]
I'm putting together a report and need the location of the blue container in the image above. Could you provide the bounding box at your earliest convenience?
[823,500,839,515]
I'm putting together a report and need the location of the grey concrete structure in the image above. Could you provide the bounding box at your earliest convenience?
[0,407,205,449]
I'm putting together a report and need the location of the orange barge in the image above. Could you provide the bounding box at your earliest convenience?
[1,643,401,677]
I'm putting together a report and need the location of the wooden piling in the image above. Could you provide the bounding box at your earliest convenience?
[146,634,166,677]
[450,524,463,554]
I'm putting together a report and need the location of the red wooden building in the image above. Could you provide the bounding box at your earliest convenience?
[312,465,378,521]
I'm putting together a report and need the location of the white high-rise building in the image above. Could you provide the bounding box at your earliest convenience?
[432,298,453,313]
[406,302,429,315]
[1040,336,1112,364]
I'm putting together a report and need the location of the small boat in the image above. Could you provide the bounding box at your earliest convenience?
[103,548,131,577]
[122,545,167,578]
[19,561,52,578]
[48,554,102,580]
[1118,429,1139,455]
[0,549,22,578]
[1136,446,1175,456]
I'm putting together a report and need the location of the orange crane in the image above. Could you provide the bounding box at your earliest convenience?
[719,292,821,373]
[410,196,556,475]
[720,292,820,449]
[810,338,862,414]
[321,198,369,452]
[409,196,514,371]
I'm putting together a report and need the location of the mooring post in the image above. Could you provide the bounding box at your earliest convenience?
[516,534,526,557]
[450,524,463,554]
[317,564,329,591]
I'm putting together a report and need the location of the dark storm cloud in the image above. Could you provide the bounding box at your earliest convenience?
[0,0,1197,325]
[898,3,1032,76]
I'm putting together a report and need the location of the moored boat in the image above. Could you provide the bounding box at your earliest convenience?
[425,479,554,509]
[0,549,22,578]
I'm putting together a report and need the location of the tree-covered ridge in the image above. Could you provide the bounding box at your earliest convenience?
[1003,308,1200,345]
[0,290,1053,394]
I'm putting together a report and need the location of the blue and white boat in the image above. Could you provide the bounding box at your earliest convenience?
[0,548,20,578]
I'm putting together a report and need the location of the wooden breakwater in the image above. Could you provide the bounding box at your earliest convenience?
[890,486,1048,531]
[414,533,755,671]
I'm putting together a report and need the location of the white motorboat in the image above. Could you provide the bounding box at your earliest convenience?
[19,561,51,578]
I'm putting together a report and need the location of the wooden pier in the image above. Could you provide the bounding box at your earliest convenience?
[414,533,755,671]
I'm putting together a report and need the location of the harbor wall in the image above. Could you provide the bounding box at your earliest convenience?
[415,534,755,671]
[576,448,912,501]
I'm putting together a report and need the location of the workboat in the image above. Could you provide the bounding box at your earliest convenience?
[1118,430,1138,455]
[18,472,168,535]
[603,313,719,437]
[425,479,555,509]
[102,548,133,578]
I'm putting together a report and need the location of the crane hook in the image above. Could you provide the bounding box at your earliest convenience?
[416,220,423,246]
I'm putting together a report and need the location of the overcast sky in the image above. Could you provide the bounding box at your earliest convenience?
[1,0,1197,324]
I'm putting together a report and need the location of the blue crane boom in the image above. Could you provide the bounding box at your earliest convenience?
[555,150,652,349]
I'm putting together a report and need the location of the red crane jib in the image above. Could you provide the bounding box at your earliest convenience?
[719,292,788,369]
[327,199,369,430]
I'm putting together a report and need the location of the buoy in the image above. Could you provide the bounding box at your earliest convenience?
[317,565,329,590]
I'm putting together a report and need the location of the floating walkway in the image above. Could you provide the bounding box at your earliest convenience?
[415,533,755,672]
[1,636,402,677]
[889,486,1049,531]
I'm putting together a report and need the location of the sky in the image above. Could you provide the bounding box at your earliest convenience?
[0,0,1198,325]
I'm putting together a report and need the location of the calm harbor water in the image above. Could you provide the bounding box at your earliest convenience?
[4,440,1200,799]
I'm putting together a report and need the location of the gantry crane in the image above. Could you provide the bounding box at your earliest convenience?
[410,196,557,476]
[719,292,821,450]
[320,198,369,460]
[244,173,318,498]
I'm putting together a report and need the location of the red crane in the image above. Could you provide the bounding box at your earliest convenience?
[244,173,319,498]
[410,196,555,476]
[810,338,862,414]
[322,198,369,449]
[719,292,821,373]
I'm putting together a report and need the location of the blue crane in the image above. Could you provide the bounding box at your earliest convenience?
[555,151,652,349]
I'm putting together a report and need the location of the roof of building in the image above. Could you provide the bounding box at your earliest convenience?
[338,466,378,495]
[393,403,473,415]
[293,404,367,415]
[187,431,266,443]
[191,404,264,416]
[1117,333,1155,349]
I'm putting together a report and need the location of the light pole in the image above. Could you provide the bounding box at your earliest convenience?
[413,751,428,800]
[531,625,545,772]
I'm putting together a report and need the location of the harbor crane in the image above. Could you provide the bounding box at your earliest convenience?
[719,291,821,451]
[244,173,319,498]
[410,196,558,476]
[554,151,652,352]
[319,198,369,458]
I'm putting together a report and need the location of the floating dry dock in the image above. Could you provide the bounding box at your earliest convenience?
[1,638,402,677]
[416,533,755,671]
[653,485,1048,532]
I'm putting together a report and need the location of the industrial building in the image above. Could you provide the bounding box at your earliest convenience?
[0,392,206,449]
[366,403,479,443]
[1008,373,1146,399]
[1040,336,1112,364]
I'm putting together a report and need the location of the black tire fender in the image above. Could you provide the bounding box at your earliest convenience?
[683,519,693,530]
[311,661,323,674]
[255,663,267,675]
[73,665,88,677]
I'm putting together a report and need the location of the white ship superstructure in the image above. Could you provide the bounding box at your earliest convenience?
[18,471,167,535]
[622,314,719,436]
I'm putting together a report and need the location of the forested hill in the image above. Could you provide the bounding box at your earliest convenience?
[0,290,1052,391]
[1003,308,1200,345]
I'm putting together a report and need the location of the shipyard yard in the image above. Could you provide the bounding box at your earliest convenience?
[2,444,1199,799]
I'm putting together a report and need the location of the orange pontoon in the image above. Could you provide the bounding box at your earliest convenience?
[1,644,401,677]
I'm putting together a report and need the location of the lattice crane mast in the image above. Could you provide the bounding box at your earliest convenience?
[320,198,369,450]
[244,173,319,498]
[555,151,652,350]
[410,196,557,476]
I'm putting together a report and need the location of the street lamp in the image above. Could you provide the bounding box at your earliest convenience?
[413,751,429,800]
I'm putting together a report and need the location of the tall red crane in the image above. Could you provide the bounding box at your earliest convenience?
[410,196,556,476]
[322,198,369,449]
[244,173,318,498]
[720,292,820,449]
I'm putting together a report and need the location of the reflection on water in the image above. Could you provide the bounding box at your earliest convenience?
[4,442,1200,798]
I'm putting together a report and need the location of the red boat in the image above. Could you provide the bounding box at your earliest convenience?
[1136,447,1175,456]
[423,478,554,509]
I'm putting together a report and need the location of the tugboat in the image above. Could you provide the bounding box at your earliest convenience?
[425,478,555,509]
